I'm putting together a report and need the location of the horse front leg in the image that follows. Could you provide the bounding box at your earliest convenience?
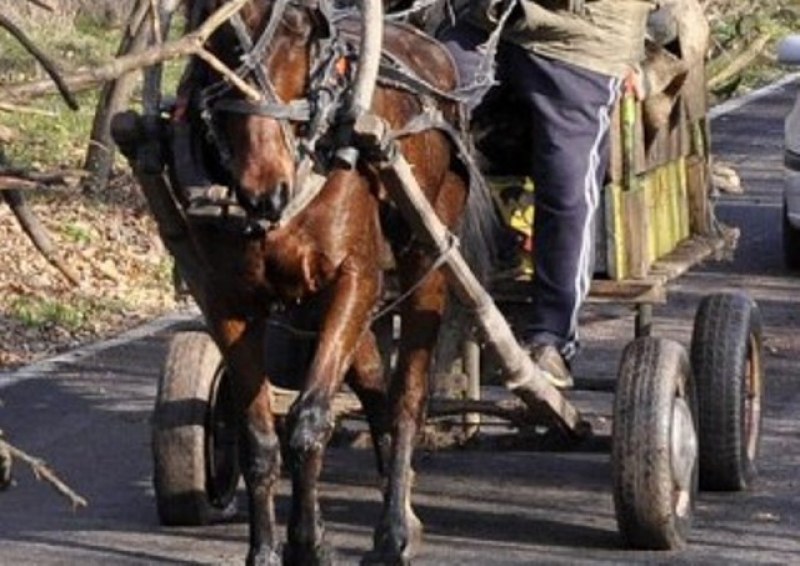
[284,261,381,565]
[209,314,282,566]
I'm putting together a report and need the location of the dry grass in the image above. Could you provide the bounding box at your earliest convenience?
[0,177,179,368]
[0,1,179,370]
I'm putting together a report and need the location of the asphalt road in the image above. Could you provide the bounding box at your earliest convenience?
[2,78,800,565]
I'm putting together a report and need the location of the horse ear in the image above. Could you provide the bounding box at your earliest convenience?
[283,4,330,41]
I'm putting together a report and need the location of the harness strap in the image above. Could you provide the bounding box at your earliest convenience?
[370,231,460,323]
[213,98,312,121]
[249,0,293,71]
[385,0,442,22]
[229,4,285,101]
[390,106,486,193]
[377,55,464,103]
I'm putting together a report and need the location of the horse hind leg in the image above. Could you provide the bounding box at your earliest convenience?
[365,264,450,565]
[346,328,392,476]
[365,171,466,565]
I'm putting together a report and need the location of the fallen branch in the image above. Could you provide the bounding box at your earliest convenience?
[0,435,88,509]
[0,0,253,103]
[25,0,55,11]
[2,189,82,286]
[0,176,37,191]
[0,167,87,189]
[708,31,774,92]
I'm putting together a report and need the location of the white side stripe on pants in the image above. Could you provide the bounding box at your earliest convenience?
[565,76,622,359]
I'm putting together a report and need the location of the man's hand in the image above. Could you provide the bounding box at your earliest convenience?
[625,66,648,102]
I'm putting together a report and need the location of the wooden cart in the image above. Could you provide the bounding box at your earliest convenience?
[120,4,764,552]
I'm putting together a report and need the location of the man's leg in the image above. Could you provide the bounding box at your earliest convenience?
[508,49,621,362]
[438,22,498,112]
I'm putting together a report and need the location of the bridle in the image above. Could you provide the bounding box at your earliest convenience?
[198,0,356,228]
[193,0,501,233]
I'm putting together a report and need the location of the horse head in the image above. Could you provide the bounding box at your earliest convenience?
[201,0,326,221]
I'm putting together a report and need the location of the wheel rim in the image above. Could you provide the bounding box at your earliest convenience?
[743,333,763,463]
[205,366,240,508]
[671,395,697,519]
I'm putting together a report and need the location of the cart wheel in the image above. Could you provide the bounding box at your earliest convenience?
[691,292,763,491]
[152,330,240,526]
[612,337,698,550]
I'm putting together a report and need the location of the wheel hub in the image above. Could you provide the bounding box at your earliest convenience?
[744,334,763,462]
[671,396,697,517]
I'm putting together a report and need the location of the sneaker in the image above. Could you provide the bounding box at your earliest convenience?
[527,344,574,389]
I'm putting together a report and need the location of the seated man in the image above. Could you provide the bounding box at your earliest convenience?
[438,0,657,387]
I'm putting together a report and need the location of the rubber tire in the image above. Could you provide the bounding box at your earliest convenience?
[691,292,764,491]
[612,337,698,550]
[783,199,800,271]
[152,330,240,526]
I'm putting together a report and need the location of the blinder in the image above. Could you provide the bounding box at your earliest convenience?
[195,0,357,231]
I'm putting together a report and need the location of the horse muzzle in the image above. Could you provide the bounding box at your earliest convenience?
[237,180,292,224]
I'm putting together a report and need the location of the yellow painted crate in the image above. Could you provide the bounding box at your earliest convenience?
[603,84,711,280]
[491,87,711,282]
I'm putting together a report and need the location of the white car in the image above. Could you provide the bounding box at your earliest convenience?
[778,35,800,269]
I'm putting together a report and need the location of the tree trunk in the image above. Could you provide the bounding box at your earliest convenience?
[82,0,151,194]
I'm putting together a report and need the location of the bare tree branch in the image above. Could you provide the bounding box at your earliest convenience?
[0,0,252,102]
[0,435,88,509]
[0,14,78,109]
[24,0,54,12]
[708,31,774,92]
[2,189,83,287]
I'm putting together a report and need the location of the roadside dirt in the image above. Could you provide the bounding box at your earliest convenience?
[0,174,177,369]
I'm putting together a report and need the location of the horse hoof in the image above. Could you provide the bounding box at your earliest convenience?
[360,550,411,566]
[246,546,283,566]
[363,514,422,566]
[282,541,336,566]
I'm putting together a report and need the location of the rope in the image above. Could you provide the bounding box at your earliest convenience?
[370,231,460,322]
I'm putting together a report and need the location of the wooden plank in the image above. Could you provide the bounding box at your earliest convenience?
[677,157,691,241]
[648,233,726,281]
[622,184,651,279]
[604,184,626,280]
[682,62,708,124]
[686,153,712,235]
[588,279,667,304]
[492,277,666,305]
[608,101,623,184]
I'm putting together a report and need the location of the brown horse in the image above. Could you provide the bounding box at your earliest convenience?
[177,1,494,563]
